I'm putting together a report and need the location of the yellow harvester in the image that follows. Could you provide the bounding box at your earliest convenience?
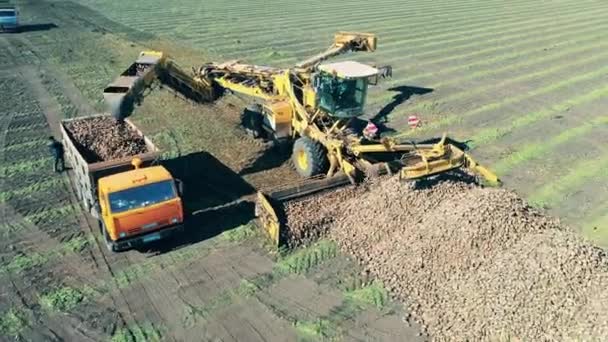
[103,32,500,245]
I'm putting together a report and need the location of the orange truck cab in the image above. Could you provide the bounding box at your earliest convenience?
[97,159,184,252]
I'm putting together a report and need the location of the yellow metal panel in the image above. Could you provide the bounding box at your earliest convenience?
[98,166,174,193]
[303,86,316,109]
[266,100,293,138]
[256,192,280,246]
[215,78,274,100]
[266,100,292,125]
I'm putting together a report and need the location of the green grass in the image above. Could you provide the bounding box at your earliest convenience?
[468,86,608,149]
[113,263,155,289]
[61,235,94,253]
[0,139,46,154]
[40,286,88,312]
[274,241,338,275]
[1,253,47,275]
[294,319,338,341]
[24,204,78,225]
[237,279,261,297]
[390,52,608,129]
[111,322,163,342]
[0,308,27,337]
[219,224,257,243]
[528,155,608,208]
[0,178,67,203]
[0,158,52,178]
[583,208,608,247]
[494,116,608,175]
[344,281,389,309]
[0,221,29,237]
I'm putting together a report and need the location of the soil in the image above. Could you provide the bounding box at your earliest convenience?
[64,116,148,162]
[280,176,608,340]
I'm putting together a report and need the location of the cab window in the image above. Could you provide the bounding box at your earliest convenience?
[108,180,176,213]
[317,73,367,117]
[0,10,16,17]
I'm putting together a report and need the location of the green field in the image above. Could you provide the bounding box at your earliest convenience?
[1,0,607,340]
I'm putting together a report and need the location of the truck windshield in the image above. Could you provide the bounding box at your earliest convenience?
[109,180,176,213]
[317,74,367,118]
[0,10,16,17]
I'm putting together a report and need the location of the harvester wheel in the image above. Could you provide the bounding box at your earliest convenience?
[241,104,264,138]
[292,137,328,177]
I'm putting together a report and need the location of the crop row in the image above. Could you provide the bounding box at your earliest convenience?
[395,54,608,136]
[199,2,607,60]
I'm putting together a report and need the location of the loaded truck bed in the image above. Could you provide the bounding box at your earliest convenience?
[61,114,159,215]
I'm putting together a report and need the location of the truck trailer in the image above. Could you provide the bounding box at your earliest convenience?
[61,114,184,252]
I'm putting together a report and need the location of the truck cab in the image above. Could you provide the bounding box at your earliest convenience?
[0,5,18,33]
[97,159,184,251]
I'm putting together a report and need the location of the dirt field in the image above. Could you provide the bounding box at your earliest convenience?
[1,0,607,340]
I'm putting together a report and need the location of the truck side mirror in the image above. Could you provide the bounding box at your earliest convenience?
[175,179,184,197]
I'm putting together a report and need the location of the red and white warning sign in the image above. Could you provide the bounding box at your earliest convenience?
[407,115,420,128]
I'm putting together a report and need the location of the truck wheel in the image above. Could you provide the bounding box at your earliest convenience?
[292,137,328,177]
[241,104,264,138]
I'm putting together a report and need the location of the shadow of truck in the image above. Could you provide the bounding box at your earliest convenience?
[141,151,257,253]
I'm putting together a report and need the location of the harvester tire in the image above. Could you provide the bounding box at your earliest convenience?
[241,104,264,138]
[292,137,327,177]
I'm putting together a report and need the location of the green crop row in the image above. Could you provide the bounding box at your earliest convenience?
[101,0,535,37]
[376,26,608,110]
[270,3,608,67]
[0,308,28,338]
[0,157,53,178]
[494,116,608,176]
[583,204,608,247]
[198,0,588,57]
[374,34,608,109]
[529,155,608,209]
[274,241,338,275]
[0,178,67,203]
[468,85,608,149]
[39,285,97,313]
[111,322,163,342]
[397,59,608,138]
[231,0,594,61]
[24,204,77,224]
[0,138,46,155]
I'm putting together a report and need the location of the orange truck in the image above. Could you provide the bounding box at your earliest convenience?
[61,115,184,252]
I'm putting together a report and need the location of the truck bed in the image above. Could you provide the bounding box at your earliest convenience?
[61,114,160,215]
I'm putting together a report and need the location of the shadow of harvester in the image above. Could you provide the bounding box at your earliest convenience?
[372,85,433,133]
[142,151,257,253]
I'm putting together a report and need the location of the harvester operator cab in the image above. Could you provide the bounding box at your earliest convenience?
[315,61,379,118]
